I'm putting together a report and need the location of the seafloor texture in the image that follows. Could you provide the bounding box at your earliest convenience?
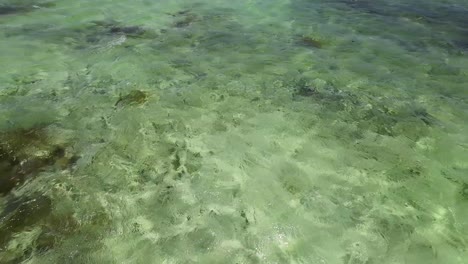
[1,0,468,263]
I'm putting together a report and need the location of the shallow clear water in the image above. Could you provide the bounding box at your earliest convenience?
[1,0,468,263]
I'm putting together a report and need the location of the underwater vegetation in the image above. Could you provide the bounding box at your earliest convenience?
[0,125,77,196]
[157,7,260,54]
[336,0,468,27]
[0,123,82,261]
[291,77,437,139]
[70,20,157,51]
[0,194,52,246]
[0,189,109,263]
[296,35,324,49]
[336,0,468,52]
[168,9,200,28]
[114,90,149,108]
[291,0,468,52]
[84,20,151,41]
[0,0,54,16]
[0,0,466,262]
[2,19,157,52]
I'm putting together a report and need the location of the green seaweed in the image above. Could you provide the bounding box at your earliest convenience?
[0,190,111,261]
[0,194,52,247]
[0,125,77,196]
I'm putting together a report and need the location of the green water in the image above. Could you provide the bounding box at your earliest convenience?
[1,0,468,263]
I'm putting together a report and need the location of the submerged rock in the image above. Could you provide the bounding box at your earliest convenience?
[297,35,324,49]
[114,90,149,108]
[168,10,199,28]
[173,14,199,28]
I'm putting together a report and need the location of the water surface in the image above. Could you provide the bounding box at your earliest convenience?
[1,0,468,263]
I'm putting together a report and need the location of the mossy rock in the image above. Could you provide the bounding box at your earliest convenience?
[115,90,149,108]
[296,35,325,49]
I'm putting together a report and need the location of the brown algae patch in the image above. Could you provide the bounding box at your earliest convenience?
[115,90,149,108]
[0,124,84,260]
[297,35,325,49]
[0,125,78,196]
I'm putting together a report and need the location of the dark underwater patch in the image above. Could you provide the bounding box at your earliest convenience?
[291,0,468,52]
[290,77,438,139]
[0,1,55,16]
[338,0,468,52]
[0,194,52,248]
[296,35,324,49]
[0,125,77,196]
[3,19,156,52]
[114,90,149,108]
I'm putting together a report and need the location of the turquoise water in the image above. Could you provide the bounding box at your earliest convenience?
[1,0,468,263]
